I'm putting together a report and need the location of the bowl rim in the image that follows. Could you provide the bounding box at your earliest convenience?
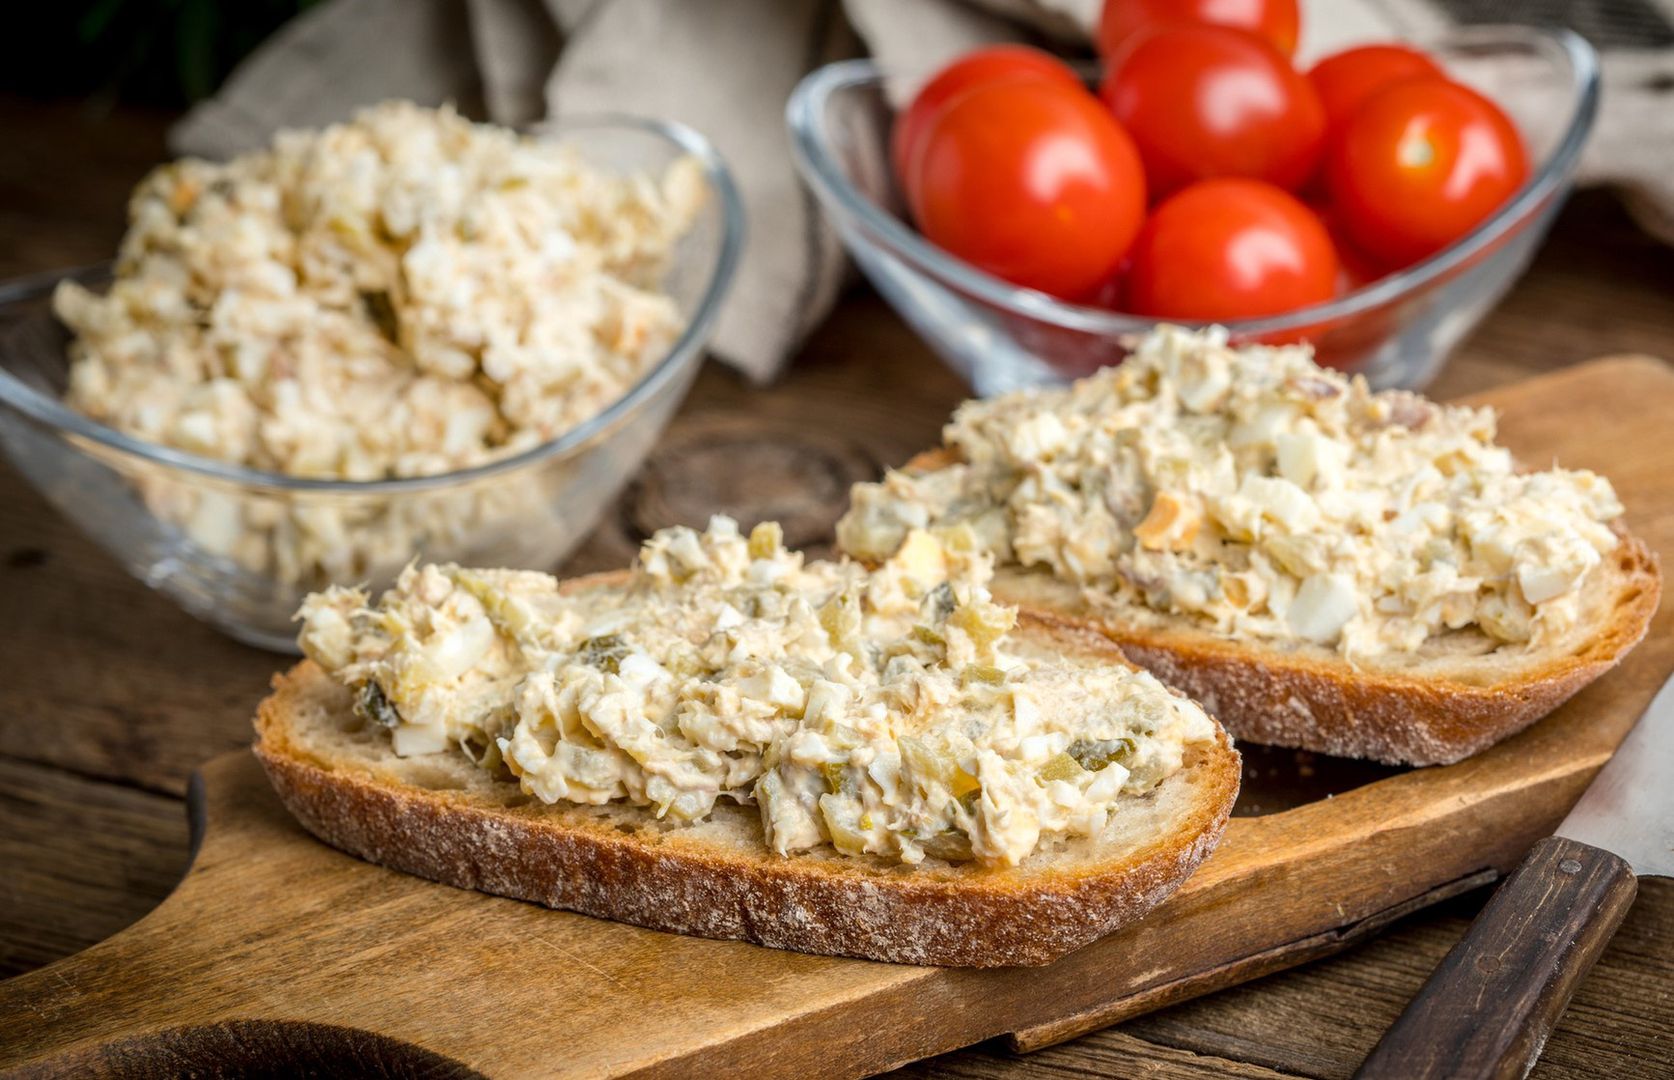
[786,24,1599,337]
[0,113,746,496]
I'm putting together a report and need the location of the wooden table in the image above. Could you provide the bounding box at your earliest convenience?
[2,96,1671,1079]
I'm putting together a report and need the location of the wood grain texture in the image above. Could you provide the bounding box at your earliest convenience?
[0,758,190,976]
[1357,837,1640,1080]
[0,746,1608,1080]
[3,93,1674,1077]
[1,358,1671,1078]
[1003,869,1498,1053]
[899,1032,1306,1078]
[1109,879,1674,1080]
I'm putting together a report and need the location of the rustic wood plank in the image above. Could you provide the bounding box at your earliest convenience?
[999,869,1498,1055]
[2,91,1674,1079]
[1097,899,1483,1079]
[898,1031,1305,1079]
[3,358,1671,1080]
[1359,837,1639,1080]
[1531,876,1674,1079]
[0,333,1667,1071]
[0,756,190,979]
[0,490,282,795]
[1092,879,1674,1080]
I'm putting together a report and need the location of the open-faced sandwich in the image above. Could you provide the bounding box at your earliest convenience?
[838,327,1659,765]
[255,517,1239,966]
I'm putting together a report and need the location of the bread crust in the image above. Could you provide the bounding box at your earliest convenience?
[899,449,1662,766]
[252,612,1240,968]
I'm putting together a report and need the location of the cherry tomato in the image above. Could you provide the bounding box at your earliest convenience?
[1308,199,1389,290]
[1097,0,1300,58]
[1332,227,1390,292]
[1124,178,1339,321]
[1325,76,1528,267]
[908,80,1147,300]
[1308,43,1444,133]
[891,46,1082,184]
[1263,206,1394,366]
[1099,25,1326,196]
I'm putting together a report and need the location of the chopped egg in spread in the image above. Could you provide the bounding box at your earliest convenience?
[298,517,1217,868]
[838,326,1625,658]
[56,101,705,582]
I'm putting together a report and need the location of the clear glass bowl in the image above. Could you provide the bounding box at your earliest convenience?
[0,115,744,652]
[788,26,1598,395]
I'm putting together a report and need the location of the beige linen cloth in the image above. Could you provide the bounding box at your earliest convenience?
[173,0,1674,382]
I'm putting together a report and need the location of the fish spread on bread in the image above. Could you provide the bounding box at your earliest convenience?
[838,326,1625,660]
[297,517,1218,868]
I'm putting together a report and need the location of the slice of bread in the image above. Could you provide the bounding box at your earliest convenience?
[899,449,1661,766]
[253,602,1241,968]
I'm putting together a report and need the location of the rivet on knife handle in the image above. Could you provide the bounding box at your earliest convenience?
[1355,835,1637,1080]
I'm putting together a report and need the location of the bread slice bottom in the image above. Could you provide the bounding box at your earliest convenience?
[252,618,1241,968]
[994,533,1660,766]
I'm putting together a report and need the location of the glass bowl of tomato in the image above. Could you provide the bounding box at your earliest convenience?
[787,25,1598,395]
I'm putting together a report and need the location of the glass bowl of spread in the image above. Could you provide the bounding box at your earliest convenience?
[788,26,1598,396]
[0,113,744,651]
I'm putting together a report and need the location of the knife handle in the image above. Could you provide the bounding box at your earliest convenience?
[1356,836,1637,1080]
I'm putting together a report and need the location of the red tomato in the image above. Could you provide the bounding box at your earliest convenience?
[891,46,1081,184]
[1125,178,1339,321]
[1099,25,1326,196]
[1333,228,1390,292]
[1308,43,1444,133]
[1097,0,1300,58]
[1278,205,1397,366]
[908,80,1147,300]
[1325,77,1529,267]
[1308,199,1390,290]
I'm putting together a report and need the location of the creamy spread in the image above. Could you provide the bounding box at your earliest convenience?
[298,517,1217,868]
[838,326,1624,658]
[56,101,704,583]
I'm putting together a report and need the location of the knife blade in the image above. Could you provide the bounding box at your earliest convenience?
[1555,672,1674,879]
[1356,670,1672,1080]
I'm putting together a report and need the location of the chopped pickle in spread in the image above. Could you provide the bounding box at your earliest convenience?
[298,517,1217,868]
[837,326,1625,658]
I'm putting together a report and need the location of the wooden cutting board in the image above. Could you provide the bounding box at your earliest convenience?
[3,356,1670,1080]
